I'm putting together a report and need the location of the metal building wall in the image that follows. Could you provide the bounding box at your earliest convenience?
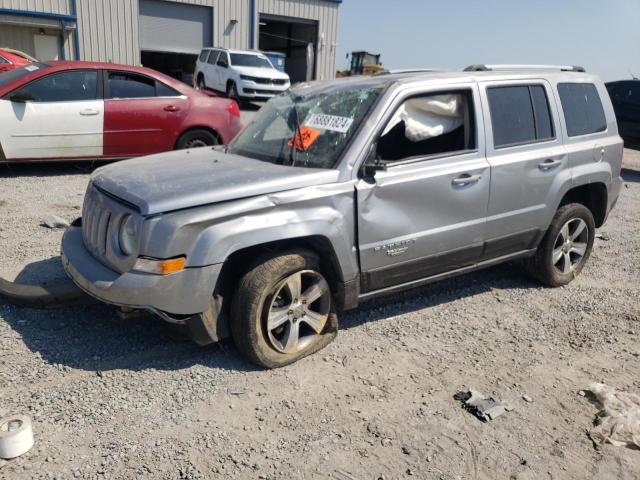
[0,0,76,58]
[2,0,339,79]
[76,0,139,64]
[257,0,339,80]
[75,0,251,65]
[0,0,71,15]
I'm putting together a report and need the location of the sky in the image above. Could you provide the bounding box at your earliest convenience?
[335,0,640,82]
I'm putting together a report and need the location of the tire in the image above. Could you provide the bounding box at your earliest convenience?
[175,129,219,150]
[525,203,595,287]
[226,81,240,103]
[196,74,206,90]
[230,250,338,368]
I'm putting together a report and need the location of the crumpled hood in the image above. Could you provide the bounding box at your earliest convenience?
[91,148,338,215]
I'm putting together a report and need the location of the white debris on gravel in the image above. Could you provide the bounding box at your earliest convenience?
[0,155,639,479]
[40,215,70,230]
[588,383,640,449]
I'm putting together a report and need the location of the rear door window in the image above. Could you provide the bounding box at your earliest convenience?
[156,81,180,97]
[487,85,555,148]
[0,56,8,64]
[557,83,607,137]
[207,50,220,65]
[107,72,156,99]
[13,70,98,102]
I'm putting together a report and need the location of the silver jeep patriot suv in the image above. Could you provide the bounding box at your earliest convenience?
[62,65,623,368]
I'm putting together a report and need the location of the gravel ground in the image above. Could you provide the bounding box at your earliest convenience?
[0,150,638,479]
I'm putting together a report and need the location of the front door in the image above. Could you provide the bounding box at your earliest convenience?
[357,85,490,293]
[103,70,188,158]
[0,69,102,160]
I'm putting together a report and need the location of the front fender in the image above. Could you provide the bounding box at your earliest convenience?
[141,182,360,282]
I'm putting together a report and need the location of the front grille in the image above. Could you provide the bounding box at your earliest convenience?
[82,187,113,260]
[243,88,281,96]
[243,75,287,86]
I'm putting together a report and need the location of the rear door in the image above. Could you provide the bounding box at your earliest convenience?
[0,69,102,160]
[480,80,568,253]
[103,70,188,158]
[205,49,221,90]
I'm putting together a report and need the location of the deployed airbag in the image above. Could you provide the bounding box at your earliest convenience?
[383,94,464,142]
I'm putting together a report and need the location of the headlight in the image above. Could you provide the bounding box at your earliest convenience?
[118,214,137,256]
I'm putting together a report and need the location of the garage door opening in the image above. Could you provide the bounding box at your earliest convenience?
[139,0,212,84]
[258,15,318,84]
[140,51,198,84]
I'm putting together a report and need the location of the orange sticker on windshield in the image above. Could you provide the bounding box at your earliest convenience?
[288,126,320,151]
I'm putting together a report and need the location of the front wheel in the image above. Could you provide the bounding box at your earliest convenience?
[226,81,240,103]
[230,250,338,368]
[525,203,595,287]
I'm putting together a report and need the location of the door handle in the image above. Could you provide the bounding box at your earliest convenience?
[452,174,481,186]
[79,108,99,116]
[164,105,180,112]
[538,159,562,171]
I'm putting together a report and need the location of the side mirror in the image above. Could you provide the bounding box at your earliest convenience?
[362,144,386,177]
[217,60,229,68]
[9,90,32,103]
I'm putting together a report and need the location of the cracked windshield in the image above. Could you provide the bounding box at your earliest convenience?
[228,86,382,168]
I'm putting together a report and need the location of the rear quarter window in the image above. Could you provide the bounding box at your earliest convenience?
[198,50,210,62]
[557,83,607,137]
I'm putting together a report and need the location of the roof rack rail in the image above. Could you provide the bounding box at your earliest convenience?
[374,68,442,76]
[463,64,586,73]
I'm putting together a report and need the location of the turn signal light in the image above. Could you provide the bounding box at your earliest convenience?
[227,100,240,117]
[133,256,186,275]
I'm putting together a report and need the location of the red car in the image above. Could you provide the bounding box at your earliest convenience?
[0,61,242,162]
[0,48,33,73]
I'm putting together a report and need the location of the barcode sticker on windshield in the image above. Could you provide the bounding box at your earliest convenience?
[305,114,354,133]
[24,65,40,72]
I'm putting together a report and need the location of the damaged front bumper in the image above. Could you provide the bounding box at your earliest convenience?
[61,226,221,321]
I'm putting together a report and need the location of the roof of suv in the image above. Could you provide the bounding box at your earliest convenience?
[294,66,602,95]
[202,47,266,55]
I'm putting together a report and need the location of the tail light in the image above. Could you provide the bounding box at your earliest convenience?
[227,100,240,118]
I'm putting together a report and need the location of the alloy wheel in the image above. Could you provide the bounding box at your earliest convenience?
[265,270,331,354]
[552,218,589,275]
[183,138,208,149]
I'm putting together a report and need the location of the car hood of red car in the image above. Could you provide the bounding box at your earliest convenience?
[91,147,339,215]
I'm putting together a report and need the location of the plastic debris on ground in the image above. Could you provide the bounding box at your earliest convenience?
[454,390,514,421]
[587,383,640,449]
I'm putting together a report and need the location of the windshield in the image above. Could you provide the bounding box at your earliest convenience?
[230,53,273,69]
[0,63,48,88]
[228,85,382,169]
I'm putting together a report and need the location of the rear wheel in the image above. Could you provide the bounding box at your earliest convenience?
[196,74,206,90]
[525,203,595,287]
[230,250,338,368]
[175,129,219,150]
